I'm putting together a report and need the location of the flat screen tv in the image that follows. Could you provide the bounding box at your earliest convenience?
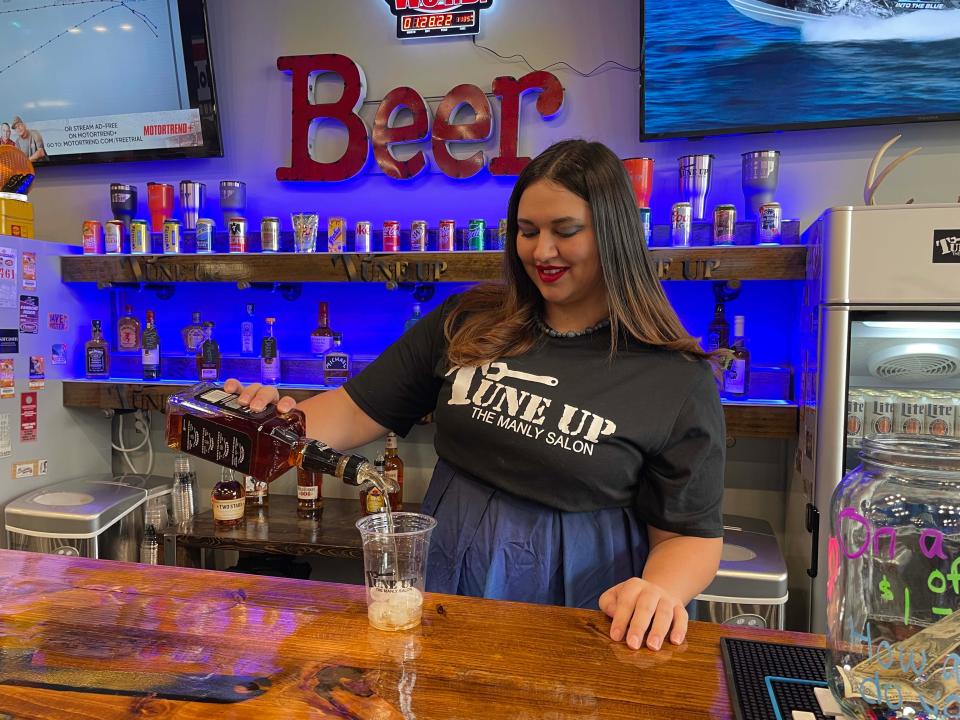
[0,0,222,165]
[641,0,960,140]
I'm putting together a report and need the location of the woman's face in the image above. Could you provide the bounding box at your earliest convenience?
[516,179,605,312]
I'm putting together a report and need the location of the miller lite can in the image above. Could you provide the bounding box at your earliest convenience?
[130,219,150,255]
[327,216,346,253]
[757,202,782,245]
[195,218,215,254]
[105,220,125,254]
[864,390,895,436]
[229,216,248,253]
[438,220,455,252]
[162,219,182,254]
[846,390,865,447]
[261,217,280,253]
[82,220,104,255]
[670,202,692,247]
[410,220,428,252]
[713,205,737,246]
[382,220,400,252]
[355,221,372,252]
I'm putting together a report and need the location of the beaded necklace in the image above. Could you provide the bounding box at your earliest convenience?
[534,316,611,339]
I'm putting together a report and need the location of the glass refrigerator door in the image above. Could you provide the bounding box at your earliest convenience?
[843,311,960,474]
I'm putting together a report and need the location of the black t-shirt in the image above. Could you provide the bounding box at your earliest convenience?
[344,297,725,538]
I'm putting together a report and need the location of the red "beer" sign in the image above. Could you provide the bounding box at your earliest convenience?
[275,54,564,183]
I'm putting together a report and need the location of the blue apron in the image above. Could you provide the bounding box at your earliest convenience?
[420,458,650,610]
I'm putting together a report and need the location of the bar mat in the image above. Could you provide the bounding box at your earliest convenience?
[721,637,829,720]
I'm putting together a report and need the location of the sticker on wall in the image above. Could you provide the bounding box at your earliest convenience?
[0,329,18,354]
[20,392,36,442]
[0,247,17,309]
[0,358,13,398]
[28,356,44,390]
[51,343,67,365]
[21,251,36,290]
[932,229,960,263]
[12,459,47,479]
[0,414,10,458]
[47,313,68,331]
[19,295,39,335]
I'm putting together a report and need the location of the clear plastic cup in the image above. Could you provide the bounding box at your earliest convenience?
[291,212,319,253]
[356,512,436,631]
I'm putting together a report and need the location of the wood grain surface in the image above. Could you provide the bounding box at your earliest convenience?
[0,550,824,719]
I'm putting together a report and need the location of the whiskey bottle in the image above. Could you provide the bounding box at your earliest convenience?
[117,304,141,351]
[296,467,322,519]
[310,301,335,357]
[165,384,390,490]
[725,315,750,398]
[196,322,221,381]
[706,302,729,353]
[260,317,280,386]
[85,320,110,378]
[323,333,350,386]
[244,474,269,509]
[182,311,204,353]
[142,309,161,380]
[212,467,245,528]
[383,432,404,509]
[241,303,256,356]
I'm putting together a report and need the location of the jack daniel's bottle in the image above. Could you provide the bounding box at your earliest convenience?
[165,383,389,489]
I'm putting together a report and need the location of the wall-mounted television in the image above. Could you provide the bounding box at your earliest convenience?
[641,0,960,140]
[0,0,222,165]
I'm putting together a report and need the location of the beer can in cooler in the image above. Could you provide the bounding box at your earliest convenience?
[328,216,347,253]
[846,389,865,447]
[261,217,281,253]
[713,204,737,246]
[228,217,248,254]
[105,220,125,254]
[438,220,455,252]
[130,220,150,255]
[670,202,692,247]
[82,220,104,255]
[863,390,895,437]
[355,221,372,252]
[382,220,400,252]
[467,219,486,251]
[757,202,782,245]
[638,208,652,246]
[894,390,925,435]
[925,393,956,438]
[410,220,428,252]
[494,218,508,251]
[195,218,215,254]
[163,219,183,254]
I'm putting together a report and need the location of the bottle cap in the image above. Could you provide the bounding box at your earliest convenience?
[734,315,745,336]
[413,303,421,313]
[146,309,155,323]
[266,317,276,324]
[247,303,255,314]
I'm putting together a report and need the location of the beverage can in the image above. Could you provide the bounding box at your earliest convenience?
[925,393,956,438]
[863,390,895,436]
[438,219,455,252]
[130,219,150,255]
[410,220,428,252]
[638,208,652,246]
[163,219,182,254]
[495,218,508,251]
[228,216,247,253]
[894,391,925,435]
[713,204,737,246]
[355,221,372,252]
[757,202,782,245]
[846,389,865,446]
[670,202,692,247]
[261,217,280,253]
[195,218,215,254]
[105,220,125,254]
[327,216,346,253]
[82,220,104,255]
[467,219,486,251]
[382,220,400,252]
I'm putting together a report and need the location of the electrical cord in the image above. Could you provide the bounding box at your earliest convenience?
[471,36,640,77]
[112,410,154,476]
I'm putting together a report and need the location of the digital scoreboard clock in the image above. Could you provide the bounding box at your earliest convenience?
[384,0,493,40]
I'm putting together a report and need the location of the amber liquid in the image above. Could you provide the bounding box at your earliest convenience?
[297,467,323,519]
[360,486,400,516]
[212,477,245,528]
[384,446,404,509]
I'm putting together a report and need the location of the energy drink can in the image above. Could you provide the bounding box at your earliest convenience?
[195,218,215,254]
[355,221,372,252]
[130,220,150,255]
[82,220,104,255]
[638,208,652,245]
[758,202,782,245]
[105,220,125,254]
[228,216,248,253]
[163,219,182,254]
[327,216,346,253]
[261,217,280,253]
[438,220,455,252]
[713,204,737,246]
[410,220,428,252]
[382,220,400,252]
[467,218,486,251]
[670,202,692,247]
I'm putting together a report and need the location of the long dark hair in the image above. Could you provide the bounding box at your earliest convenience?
[445,139,710,367]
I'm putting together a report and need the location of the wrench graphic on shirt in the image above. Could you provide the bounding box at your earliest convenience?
[480,362,559,387]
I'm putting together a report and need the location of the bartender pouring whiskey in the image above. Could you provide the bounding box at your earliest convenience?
[227,140,725,652]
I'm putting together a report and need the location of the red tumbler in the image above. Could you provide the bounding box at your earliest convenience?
[146,182,174,233]
[623,157,654,208]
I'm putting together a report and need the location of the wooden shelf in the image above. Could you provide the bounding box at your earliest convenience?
[60,245,807,285]
[61,380,797,439]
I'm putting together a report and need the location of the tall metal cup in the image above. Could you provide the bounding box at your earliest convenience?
[110,183,137,230]
[219,180,246,228]
[741,150,780,221]
[179,180,206,230]
[678,154,714,220]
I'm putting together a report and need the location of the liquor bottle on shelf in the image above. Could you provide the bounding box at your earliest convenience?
[383,432,404,509]
[261,317,280,385]
[196,322,221,381]
[360,454,389,516]
[85,320,110,378]
[241,303,256,356]
[141,309,161,380]
[310,301,335,357]
[165,383,394,490]
[724,315,750,398]
[323,333,350,386]
[117,304,141,351]
[211,466,245,528]
[244,474,269,509]
[182,311,204,353]
[297,467,322,519]
[706,301,730,353]
[403,303,422,333]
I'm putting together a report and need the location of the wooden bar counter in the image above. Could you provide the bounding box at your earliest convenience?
[0,549,823,719]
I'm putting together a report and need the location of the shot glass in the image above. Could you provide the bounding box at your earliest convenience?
[356,512,437,632]
[291,212,319,253]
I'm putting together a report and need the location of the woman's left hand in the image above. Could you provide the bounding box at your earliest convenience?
[598,577,688,651]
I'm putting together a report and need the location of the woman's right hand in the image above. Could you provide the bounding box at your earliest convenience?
[223,379,297,414]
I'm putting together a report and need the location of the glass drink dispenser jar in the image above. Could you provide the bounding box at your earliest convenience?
[827,434,960,720]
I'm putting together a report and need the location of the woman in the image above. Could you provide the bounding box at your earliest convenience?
[226,139,725,652]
